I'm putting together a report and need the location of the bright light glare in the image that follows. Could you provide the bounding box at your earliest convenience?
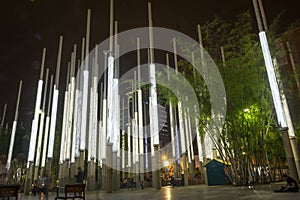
[163,160,170,167]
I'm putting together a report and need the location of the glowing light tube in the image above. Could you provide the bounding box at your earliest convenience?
[184,109,191,163]
[149,64,159,145]
[138,90,144,154]
[71,85,79,162]
[169,103,176,158]
[59,91,69,163]
[187,109,194,160]
[178,101,186,154]
[106,56,114,143]
[92,76,98,159]
[259,32,286,127]
[66,77,75,161]
[101,99,107,160]
[195,115,203,162]
[112,78,120,153]
[41,116,50,167]
[47,88,59,158]
[88,87,94,161]
[6,121,17,169]
[28,80,43,162]
[127,124,131,167]
[80,70,89,151]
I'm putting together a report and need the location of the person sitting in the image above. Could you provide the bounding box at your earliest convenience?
[275,174,299,192]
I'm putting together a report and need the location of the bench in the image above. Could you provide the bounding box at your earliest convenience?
[55,184,85,200]
[0,185,20,199]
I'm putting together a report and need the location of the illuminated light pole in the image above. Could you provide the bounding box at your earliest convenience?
[187,107,195,178]
[101,52,108,190]
[80,9,91,160]
[97,82,103,185]
[192,51,203,166]
[34,68,49,181]
[166,53,179,178]
[72,67,80,167]
[77,37,85,170]
[41,36,63,195]
[58,63,70,185]
[184,108,191,164]
[197,24,207,163]
[67,46,77,163]
[106,0,114,192]
[166,54,176,159]
[137,38,145,184]
[41,74,54,176]
[68,45,78,180]
[148,2,160,190]
[112,20,120,190]
[133,72,139,177]
[121,98,125,178]
[87,44,98,191]
[173,37,189,186]
[27,48,46,165]
[273,58,300,181]
[127,94,132,173]
[252,0,299,181]
[148,2,159,147]
[25,47,47,195]
[6,80,22,170]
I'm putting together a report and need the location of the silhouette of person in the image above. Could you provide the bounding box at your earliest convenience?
[75,167,84,184]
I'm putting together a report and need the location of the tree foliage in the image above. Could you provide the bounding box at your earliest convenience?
[157,11,290,185]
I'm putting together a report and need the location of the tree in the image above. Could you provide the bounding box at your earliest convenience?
[157,11,287,185]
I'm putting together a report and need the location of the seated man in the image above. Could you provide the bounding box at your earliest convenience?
[275,174,299,192]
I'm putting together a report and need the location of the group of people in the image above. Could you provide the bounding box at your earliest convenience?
[31,172,49,199]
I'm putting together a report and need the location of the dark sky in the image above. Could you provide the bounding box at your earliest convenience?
[0,0,299,127]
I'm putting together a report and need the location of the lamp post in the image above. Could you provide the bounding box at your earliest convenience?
[252,0,299,181]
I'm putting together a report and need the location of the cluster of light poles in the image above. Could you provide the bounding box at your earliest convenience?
[3,0,299,195]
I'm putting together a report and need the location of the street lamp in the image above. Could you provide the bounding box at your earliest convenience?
[252,0,300,181]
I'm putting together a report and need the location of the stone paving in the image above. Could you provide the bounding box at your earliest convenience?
[15,182,300,200]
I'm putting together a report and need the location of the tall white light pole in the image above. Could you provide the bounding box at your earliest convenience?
[252,0,299,181]
[148,1,159,148]
[166,54,176,159]
[80,9,91,154]
[28,48,46,166]
[46,36,63,186]
[41,74,53,172]
[6,81,22,170]
[197,24,207,162]
[34,68,49,180]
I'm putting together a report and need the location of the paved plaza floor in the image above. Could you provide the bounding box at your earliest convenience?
[16,182,299,200]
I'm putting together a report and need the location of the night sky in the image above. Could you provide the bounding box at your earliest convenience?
[0,0,299,128]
